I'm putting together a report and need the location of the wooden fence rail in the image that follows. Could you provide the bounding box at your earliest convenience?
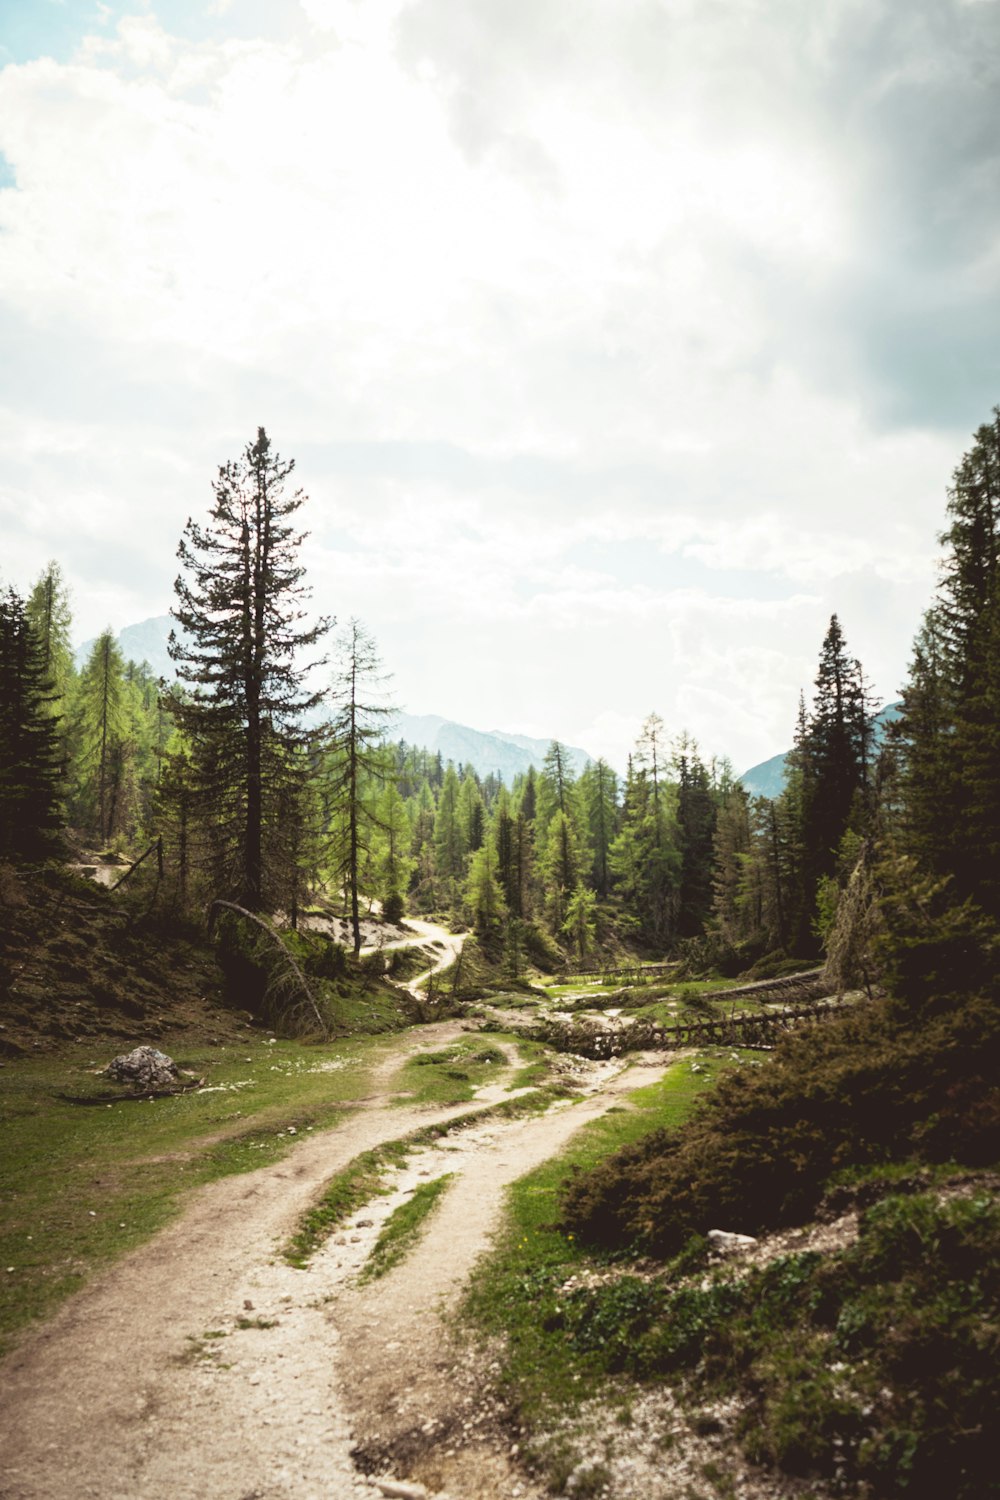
[530,993,856,1060]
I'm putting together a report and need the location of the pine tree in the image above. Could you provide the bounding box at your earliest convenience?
[563,882,598,963]
[465,834,506,939]
[168,428,329,909]
[674,737,717,938]
[540,808,579,931]
[433,763,464,904]
[0,589,63,859]
[785,618,874,950]
[373,777,413,922]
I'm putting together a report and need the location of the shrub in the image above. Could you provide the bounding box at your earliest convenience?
[560,989,1000,1258]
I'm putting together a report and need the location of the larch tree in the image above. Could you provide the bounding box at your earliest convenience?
[26,561,75,709]
[169,427,329,910]
[326,617,394,954]
[72,629,128,843]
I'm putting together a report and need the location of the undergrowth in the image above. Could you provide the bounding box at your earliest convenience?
[461,1054,735,1422]
[543,1187,999,1499]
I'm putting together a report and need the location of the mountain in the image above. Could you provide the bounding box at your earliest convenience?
[73,618,594,781]
[739,701,903,800]
[75,614,177,679]
[388,713,593,783]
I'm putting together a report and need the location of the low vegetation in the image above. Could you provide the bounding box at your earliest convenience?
[0,1029,393,1356]
[462,1054,739,1420]
[360,1173,455,1283]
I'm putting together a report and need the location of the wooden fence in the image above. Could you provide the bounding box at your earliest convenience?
[530,992,855,1060]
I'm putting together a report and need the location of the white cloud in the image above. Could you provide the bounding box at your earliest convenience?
[0,0,995,771]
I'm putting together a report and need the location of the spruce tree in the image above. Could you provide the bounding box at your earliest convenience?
[0,589,63,859]
[899,407,1000,918]
[169,427,329,909]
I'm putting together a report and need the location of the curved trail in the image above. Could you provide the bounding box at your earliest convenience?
[0,1020,668,1500]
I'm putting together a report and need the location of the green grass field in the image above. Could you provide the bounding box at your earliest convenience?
[0,1032,393,1354]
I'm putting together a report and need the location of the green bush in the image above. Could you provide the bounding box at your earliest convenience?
[560,990,1000,1258]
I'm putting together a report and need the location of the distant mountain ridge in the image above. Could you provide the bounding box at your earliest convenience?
[74,616,594,782]
[388,713,592,783]
[75,614,179,679]
[739,701,903,800]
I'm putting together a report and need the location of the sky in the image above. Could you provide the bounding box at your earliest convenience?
[1,0,998,773]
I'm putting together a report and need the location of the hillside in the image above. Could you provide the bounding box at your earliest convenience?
[740,701,903,799]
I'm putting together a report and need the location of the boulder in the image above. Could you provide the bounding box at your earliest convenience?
[104,1046,181,1091]
[707,1228,758,1253]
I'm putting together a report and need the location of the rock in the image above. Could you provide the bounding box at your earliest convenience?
[707,1229,758,1253]
[104,1046,181,1091]
[376,1482,428,1499]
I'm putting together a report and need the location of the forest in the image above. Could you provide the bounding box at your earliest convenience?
[1,414,961,989]
[1,413,999,1500]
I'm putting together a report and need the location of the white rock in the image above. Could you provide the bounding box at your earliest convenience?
[707,1229,758,1252]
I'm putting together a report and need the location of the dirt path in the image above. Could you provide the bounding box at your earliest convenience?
[0,1023,666,1500]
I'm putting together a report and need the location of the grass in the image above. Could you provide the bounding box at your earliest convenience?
[359,1173,455,1283]
[461,1052,735,1427]
[0,1030,392,1355]
[285,1085,566,1267]
[285,1137,412,1266]
[391,1036,512,1106]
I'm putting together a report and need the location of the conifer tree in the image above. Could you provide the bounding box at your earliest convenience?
[434,763,465,903]
[0,588,63,859]
[674,737,717,938]
[326,618,394,953]
[580,757,617,896]
[26,561,74,708]
[898,408,1000,917]
[373,777,413,922]
[465,833,506,939]
[72,629,128,842]
[168,428,329,909]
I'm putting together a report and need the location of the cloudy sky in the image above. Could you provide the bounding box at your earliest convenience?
[1,0,998,772]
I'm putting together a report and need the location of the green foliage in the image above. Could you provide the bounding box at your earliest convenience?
[562,882,597,962]
[169,427,329,910]
[0,589,63,860]
[462,1058,730,1428]
[560,989,1000,1258]
[898,409,1000,923]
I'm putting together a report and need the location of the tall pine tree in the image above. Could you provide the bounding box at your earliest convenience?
[169,427,329,909]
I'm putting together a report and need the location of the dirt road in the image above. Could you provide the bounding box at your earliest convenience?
[0,1023,668,1500]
